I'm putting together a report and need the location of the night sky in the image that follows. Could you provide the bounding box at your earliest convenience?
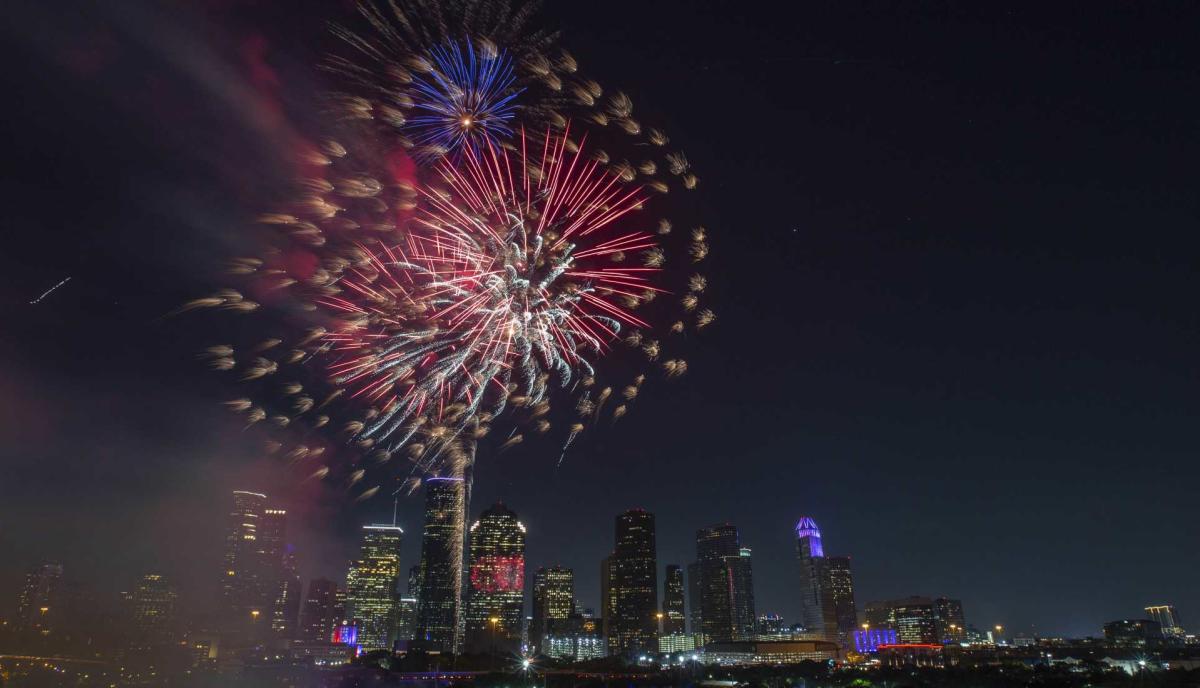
[3,1,1197,640]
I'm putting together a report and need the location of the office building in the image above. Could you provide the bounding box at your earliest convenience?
[1104,619,1163,647]
[128,574,178,647]
[662,565,686,636]
[414,476,466,652]
[299,578,340,643]
[893,599,938,644]
[544,613,606,661]
[16,563,63,635]
[531,566,574,652]
[825,556,857,649]
[1145,605,1185,639]
[695,525,756,642]
[464,502,526,653]
[731,548,756,640]
[396,597,417,644]
[605,509,659,655]
[346,524,404,651]
[795,516,837,642]
[221,491,270,629]
[933,597,966,644]
[687,561,703,642]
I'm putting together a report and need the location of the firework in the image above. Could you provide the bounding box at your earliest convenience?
[190,1,714,500]
[406,39,522,158]
[318,127,655,475]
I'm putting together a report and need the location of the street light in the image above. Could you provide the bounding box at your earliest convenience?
[489,617,501,669]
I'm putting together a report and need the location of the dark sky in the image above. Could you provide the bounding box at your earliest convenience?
[2,1,1197,640]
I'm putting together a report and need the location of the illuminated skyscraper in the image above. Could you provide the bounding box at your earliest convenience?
[795,516,837,642]
[888,597,938,643]
[221,491,274,632]
[346,525,404,651]
[696,525,756,642]
[261,509,301,638]
[825,556,857,649]
[933,597,966,643]
[662,565,686,636]
[1145,605,1185,639]
[606,509,658,655]
[16,563,63,635]
[299,578,340,643]
[415,477,466,652]
[128,574,178,648]
[531,566,574,652]
[464,502,526,653]
[396,597,418,644]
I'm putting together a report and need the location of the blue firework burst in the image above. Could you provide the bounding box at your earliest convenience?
[409,39,522,157]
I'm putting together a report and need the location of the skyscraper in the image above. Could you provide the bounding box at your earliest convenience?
[662,565,686,636]
[600,555,615,652]
[396,597,418,644]
[933,597,966,643]
[531,566,574,652]
[1145,605,1185,639]
[16,563,63,635]
[464,502,527,653]
[128,574,178,648]
[415,477,466,652]
[346,525,404,651]
[825,556,857,649]
[299,578,340,643]
[261,509,300,638]
[222,491,270,630]
[893,599,938,644]
[687,561,703,640]
[795,516,837,642]
[696,525,756,642]
[606,509,658,656]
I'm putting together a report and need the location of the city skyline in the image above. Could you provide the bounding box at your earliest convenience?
[8,487,1195,673]
[3,0,1198,649]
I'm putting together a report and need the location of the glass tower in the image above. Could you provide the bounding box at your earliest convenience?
[346,525,404,651]
[531,566,575,652]
[415,477,466,652]
[795,516,837,642]
[606,509,658,655]
[464,502,526,653]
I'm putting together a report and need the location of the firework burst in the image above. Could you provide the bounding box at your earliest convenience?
[319,127,655,471]
[406,39,522,158]
[190,1,714,500]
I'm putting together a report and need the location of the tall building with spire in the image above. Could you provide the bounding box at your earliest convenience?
[346,524,404,651]
[795,516,837,642]
[605,509,658,656]
[464,502,526,653]
[531,566,574,652]
[415,477,466,652]
[661,565,686,636]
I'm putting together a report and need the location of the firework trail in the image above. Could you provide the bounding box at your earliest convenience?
[29,276,72,305]
[189,0,714,504]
